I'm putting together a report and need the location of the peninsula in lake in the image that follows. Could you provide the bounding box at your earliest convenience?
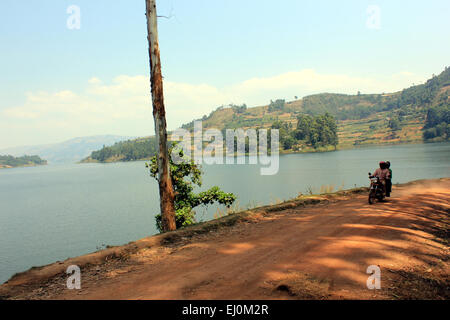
[0,155,47,169]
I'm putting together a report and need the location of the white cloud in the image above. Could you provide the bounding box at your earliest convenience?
[88,77,102,85]
[0,69,427,148]
[225,69,426,105]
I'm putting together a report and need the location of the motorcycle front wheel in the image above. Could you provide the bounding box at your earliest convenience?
[368,189,376,204]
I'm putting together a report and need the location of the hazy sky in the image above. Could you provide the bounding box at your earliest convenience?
[0,0,449,149]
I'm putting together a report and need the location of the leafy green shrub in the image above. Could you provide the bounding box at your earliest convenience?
[388,117,401,131]
[147,145,236,232]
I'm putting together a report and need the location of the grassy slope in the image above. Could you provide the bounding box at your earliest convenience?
[190,98,427,149]
[338,111,425,148]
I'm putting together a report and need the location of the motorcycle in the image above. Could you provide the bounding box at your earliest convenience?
[368,172,385,204]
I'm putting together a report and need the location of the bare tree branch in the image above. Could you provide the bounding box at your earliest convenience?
[157,14,173,19]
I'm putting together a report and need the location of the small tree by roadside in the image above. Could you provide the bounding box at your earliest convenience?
[146,146,236,232]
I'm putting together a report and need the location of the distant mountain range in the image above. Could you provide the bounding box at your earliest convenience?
[0,135,132,164]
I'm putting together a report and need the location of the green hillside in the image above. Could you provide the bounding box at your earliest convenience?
[83,67,450,162]
[0,155,47,169]
[81,137,157,163]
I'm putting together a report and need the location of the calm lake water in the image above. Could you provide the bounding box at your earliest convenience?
[0,142,449,284]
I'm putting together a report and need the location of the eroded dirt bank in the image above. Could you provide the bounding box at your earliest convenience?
[1,178,449,300]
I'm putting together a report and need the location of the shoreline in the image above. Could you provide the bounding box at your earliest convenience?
[1,177,448,296]
[79,139,446,164]
[2,185,370,287]
[0,163,47,170]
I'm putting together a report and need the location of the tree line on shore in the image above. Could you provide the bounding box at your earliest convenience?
[272,112,339,150]
[89,137,158,162]
[0,155,47,167]
[423,103,449,140]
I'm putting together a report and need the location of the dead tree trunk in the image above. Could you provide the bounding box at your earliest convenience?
[145,0,176,232]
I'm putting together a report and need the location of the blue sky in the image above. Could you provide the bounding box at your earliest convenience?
[0,0,449,148]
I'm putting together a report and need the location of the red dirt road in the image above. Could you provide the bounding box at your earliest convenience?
[2,179,449,300]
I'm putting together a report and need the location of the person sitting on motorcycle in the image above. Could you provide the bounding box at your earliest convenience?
[370,161,390,196]
[385,161,392,197]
